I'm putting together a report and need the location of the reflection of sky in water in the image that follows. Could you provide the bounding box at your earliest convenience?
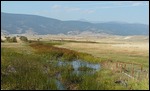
[56,60,101,90]
[57,60,100,71]
[56,79,66,90]
[72,60,100,71]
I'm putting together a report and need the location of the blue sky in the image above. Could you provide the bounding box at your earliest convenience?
[1,1,149,24]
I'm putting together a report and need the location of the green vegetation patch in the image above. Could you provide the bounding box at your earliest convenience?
[1,47,58,90]
[5,36,17,43]
[1,41,148,90]
[19,36,28,42]
[29,42,102,63]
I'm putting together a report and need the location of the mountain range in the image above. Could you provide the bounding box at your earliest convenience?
[1,12,149,36]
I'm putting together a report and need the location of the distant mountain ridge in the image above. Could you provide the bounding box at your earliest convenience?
[1,12,149,36]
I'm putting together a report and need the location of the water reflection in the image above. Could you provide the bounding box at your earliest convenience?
[55,60,100,90]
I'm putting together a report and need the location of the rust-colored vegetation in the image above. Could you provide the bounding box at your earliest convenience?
[29,42,100,63]
[30,42,78,61]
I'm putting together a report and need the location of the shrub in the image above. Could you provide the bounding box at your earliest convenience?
[5,37,10,42]
[5,37,17,42]
[20,36,28,42]
[11,37,17,42]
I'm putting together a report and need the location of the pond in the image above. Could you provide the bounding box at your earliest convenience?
[55,79,66,90]
[58,60,100,70]
[55,59,101,90]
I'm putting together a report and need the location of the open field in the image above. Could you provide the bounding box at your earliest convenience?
[1,35,149,90]
[55,35,149,67]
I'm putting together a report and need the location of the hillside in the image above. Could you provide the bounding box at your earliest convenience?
[1,12,149,35]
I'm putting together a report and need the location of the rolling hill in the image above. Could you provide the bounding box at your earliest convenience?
[1,12,149,36]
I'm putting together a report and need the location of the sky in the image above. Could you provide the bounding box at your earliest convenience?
[1,1,149,24]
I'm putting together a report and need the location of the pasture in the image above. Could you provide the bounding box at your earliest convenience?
[1,35,149,90]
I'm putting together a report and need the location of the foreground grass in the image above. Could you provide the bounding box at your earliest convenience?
[1,41,149,90]
[1,43,102,90]
[1,48,58,90]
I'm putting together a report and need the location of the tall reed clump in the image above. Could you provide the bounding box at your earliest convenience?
[78,73,99,90]
[60,71,82,90]
[77,69,127,90]
[1,47,58,90]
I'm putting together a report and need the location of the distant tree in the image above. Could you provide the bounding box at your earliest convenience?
[5,37,10,42]
[11,37,17,42]
[5,36,17,42]
[37,37,42,42]
[20,36,28,42]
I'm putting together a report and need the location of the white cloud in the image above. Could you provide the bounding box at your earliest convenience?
[95,1,148,10]
[52,5,61,9]
[64,7,80,12]
[96,5,126,9]
[112,1,148,7]
[50,4,96,14]
[51,5,81,12]
[64,7,94,14]
[83,10,95,14]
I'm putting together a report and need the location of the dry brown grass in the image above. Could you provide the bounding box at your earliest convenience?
[54,35,149,68]
[1,42,34,54]
[1,35,149,66]
[56,42,148,58]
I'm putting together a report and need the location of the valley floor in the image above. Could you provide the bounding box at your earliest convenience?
[1,35,149,90]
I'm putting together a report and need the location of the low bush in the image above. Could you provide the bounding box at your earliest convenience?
[5,37,17,42]
[20,36,28,42]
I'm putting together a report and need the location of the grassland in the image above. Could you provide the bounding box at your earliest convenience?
[1,35,149,90]
[55,37,149,68]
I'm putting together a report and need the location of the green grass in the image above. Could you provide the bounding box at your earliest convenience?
[78,69,127,90]
[29,42,102,63]
[0,42,110,90]
[98,53,149,68]
[1,47,59,90]
[1,41,149,90]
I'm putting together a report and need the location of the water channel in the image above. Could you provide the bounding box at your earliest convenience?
[55,59,101,90]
